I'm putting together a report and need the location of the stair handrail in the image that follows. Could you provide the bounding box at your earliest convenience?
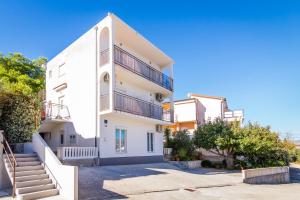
[0,131,17,198]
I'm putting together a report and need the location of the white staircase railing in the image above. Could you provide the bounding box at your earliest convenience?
[57,147,98,160]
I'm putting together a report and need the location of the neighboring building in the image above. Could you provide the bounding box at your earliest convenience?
[165,93,244,134]
[40,13,174,165]
[295,140,300,149]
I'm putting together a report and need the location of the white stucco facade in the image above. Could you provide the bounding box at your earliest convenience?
[40,13,174,165]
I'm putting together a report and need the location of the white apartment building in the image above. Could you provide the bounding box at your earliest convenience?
[40,13,174,165]
[165,93,244,134]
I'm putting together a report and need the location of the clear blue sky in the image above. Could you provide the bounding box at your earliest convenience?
[1,0,299,139]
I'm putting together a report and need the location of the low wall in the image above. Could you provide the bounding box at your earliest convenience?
[32,133,78,200]
[170,160,202,169]
[242,166,290,184]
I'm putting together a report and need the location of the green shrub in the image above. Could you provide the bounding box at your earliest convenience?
[236,123,290,168]
[201,160,212,168]
[0,95,40,143]
[296,149,300,164]
[164,128,172,148]
[171,130,195,161]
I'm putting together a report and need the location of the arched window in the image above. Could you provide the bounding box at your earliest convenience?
[100,27,110,66]
[100,72,110,111]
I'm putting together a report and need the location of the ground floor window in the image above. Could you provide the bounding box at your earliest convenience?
[69,134,76,144]
[115,128,126,153]
[147,132,154,152]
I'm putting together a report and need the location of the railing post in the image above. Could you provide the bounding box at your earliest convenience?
[0,131,3,160]
[13,161,16,198]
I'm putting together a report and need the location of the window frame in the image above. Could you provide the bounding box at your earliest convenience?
[147,132,154,153]
[58,63,66,77]
[59,130,64,146]
[69,134,77,145]
[115,127,127,153]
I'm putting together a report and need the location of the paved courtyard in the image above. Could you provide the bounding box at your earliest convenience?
[78,163,300,200]
[1,163,299,200]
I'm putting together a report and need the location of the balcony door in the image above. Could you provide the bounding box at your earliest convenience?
[58,95,65,117]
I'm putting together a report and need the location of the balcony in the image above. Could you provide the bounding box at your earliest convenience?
[224,110,244,121]
[101,91,173,122]
[114,46,173,91]
[42,102,70,122]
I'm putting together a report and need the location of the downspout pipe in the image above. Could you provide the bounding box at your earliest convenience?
[94,26,98,151]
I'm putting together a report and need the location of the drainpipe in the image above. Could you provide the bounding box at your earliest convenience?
[94,26,98,150]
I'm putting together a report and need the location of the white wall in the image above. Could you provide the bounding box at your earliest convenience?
[33,133,78,200]
[0,131,10,189]
[174,100,197,123]
[191,96,224,123]
[99,114,163,158]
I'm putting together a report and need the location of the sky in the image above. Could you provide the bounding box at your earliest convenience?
[0,0,299,139]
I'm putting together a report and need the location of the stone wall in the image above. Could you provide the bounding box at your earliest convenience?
[242,166,290,184]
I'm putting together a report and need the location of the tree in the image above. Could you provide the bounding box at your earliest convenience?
[0,53,46,96]
[236,123,290,168]
[0,53,46,142]
[193,119,240,168]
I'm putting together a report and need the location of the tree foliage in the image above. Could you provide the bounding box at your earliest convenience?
[194,119,293,169]
[170,130,195,161]
[235,123,290,168]
[0,53,46,96]
[0,95,40,143]
[164,128,172,148]
[0,53,46,143]
[193,119,239,168]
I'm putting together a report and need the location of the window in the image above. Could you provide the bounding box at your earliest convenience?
[60,131,64,145]
[70,135,76,144]
[49,70,52,79]
[115,128,126,153]
[58,63,66,77]
[147,132,154,152]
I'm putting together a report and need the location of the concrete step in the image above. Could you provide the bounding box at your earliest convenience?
[17,161,41,167]
[8,165,43,172]
[16,183,55,195]
[7,153,37,158]
[15,170,46,177]
[17,189,59,200]
[15,157,39,162]
[16,179,52,188]
[16,174,49,182]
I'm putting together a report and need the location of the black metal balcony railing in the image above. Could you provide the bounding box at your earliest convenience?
[113,91,173,122]
[114,46,173,91]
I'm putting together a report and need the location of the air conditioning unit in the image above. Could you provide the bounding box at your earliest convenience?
[155,93,164,102]
[103,73,109,82]
[156,124,163,133]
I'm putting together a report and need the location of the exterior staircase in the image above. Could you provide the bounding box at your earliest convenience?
[4,153,59,200]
